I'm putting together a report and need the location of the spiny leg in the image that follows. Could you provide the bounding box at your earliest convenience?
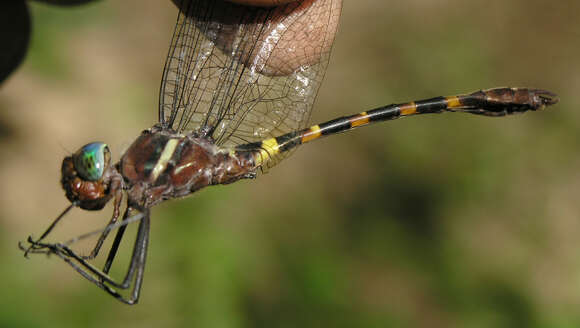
[30,207,150,305]
[82,189,124,260]
[102,204,132,274]
[236,88,559,167]
[21,180,124,260]
[19,203,76,257]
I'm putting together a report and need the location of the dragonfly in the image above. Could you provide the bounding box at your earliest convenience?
[19,0,558,305]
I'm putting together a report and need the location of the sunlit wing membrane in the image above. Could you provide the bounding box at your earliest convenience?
[158,0,342,156]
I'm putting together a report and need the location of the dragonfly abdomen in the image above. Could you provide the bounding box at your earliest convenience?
[237,88,557,169]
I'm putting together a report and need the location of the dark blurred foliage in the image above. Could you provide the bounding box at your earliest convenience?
[0,2,30,84]
[0,0,98,85]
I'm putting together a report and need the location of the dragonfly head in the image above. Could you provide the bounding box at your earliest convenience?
[61,142,117,211]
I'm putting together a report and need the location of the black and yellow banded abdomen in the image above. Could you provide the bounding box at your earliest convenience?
[237,87,558,168]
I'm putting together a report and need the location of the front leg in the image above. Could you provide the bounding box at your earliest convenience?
[22,207,150,305]
[82,178,124,260]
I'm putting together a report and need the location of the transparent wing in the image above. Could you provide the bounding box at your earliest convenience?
[158,0,342,156]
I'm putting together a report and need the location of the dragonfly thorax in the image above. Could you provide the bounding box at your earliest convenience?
[118,127,257,208]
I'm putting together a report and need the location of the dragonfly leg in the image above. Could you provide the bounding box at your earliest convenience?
[101,204,133,274]
[81,187,124,260]
[19,204,76,257]
[27,207,150,305]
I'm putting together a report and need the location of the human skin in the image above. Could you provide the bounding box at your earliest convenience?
[171,0,342,76]
[226,0,298,6]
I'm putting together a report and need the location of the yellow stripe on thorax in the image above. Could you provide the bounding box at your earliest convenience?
[151,138,179,181]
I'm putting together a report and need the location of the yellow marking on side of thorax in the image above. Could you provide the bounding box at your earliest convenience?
[301,125,322,144]
[151,138,179,181]
[446,96,461,108]
[173,162,194,175]
[255,138,280,166]
[400,102,417,115]
[350,112,370,127]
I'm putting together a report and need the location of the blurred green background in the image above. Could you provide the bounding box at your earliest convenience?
[1,0,579,327]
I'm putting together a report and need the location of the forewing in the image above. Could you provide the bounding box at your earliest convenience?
[158,0,342,154]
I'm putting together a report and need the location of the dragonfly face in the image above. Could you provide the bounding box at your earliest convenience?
[61,142,117,211]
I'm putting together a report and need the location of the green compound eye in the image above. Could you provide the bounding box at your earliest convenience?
[73,142,111,181]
